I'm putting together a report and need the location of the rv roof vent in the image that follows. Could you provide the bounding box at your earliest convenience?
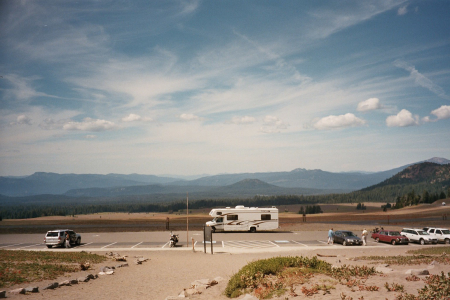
[235,205,245,209]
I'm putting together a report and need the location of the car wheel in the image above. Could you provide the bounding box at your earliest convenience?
[249,227,256,233]
[445,239,449,245]
[391,239,396,245]
[420,239,425,245]
[77,237,81,245]
[375,238,379,243]
[47,245,52,248]
[342,240,347,246]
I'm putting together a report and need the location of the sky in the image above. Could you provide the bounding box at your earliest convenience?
[0,0,449,177]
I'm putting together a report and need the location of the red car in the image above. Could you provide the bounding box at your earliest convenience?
[371,230,409,245]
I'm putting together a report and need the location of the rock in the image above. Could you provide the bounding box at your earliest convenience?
[0,291,6,298]
[100,266,114,272]
[70,279,79,285]
[213,276,225,282]
[87,274,97,280]
[24,286,39,293]
[59,280,71,286]
[411,269,430,276]
[184,288,200,296]
[136,257,149,265]
[116,263,129,268]
[42,282,59,290]
[80,262,90,270]
[9,288,25,295]
[78,276,89,283]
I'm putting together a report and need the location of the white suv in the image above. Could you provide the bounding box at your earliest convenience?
[423,227,450,244]
[400,228,438,245]
[44,229,81,248]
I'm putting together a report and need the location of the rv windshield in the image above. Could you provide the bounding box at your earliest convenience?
[213,217,223,223]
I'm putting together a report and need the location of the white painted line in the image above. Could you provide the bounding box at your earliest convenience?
[274,240,289,243]
[131,242,143,248]
[222,241,224,248]
[269,241,280,247]
[291,241,309,247]
[78,242,92,247]
[15,243,42,249]
[162,241,170,248]
[101,242,117,249]
[0,243,24,248]
[317,240,328,244]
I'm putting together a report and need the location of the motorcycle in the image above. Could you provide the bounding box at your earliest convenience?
[169,232,179,248]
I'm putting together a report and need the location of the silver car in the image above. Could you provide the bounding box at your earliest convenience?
[44,229,81,248]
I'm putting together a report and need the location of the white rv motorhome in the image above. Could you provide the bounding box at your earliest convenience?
[206,205,278,233]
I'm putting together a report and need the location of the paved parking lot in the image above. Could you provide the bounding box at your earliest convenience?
[0,230,426,252]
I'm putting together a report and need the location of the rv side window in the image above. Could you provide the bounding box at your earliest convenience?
[261,214,271,220]
[227,215,238,221]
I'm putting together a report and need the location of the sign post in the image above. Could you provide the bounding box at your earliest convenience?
[203,225,213,254]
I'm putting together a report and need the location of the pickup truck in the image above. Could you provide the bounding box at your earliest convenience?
[422,227,450,244]
[371,230,409,245]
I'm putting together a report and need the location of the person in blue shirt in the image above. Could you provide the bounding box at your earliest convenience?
[327,228,334,245]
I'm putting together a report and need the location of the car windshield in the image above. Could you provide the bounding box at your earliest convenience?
[418,231,429,235]
[442,230,450,234]
[342,232,355,237]
[46,232,58,237]
[389,231,400,236]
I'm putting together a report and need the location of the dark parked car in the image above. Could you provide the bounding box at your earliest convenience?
[371,230,409,245]
[333,230,362,246]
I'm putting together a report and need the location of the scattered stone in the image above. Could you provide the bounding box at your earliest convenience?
[0,291,5,298]
[87,274,97,280]
[70,279,79,285]
[9,288,25,295]
[80,262,90,270]
[136,257,149,265]
[106,252,127,261]
[59,280,71,287]
[42,282,59,290]
[410,269,430,276]
[116,263,129,268]
[78,276,90,283]
[100,266,114,273]
[24,286,39,293]
[184,288,201,296]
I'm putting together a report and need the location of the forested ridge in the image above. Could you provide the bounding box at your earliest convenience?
[1,162,449,219]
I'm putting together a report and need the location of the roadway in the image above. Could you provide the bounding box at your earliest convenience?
[0,230,431,253]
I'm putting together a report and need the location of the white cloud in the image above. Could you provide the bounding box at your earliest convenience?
[386,109,419,127]
[10,115,32,126]
[63,118,117,131]
[357,98,382,112]
[179,113,201,122]
[122,113,142,122]
[85,135,97,139]
[228,116,256,125]
[397,5,408,15]
[313,113,366,130]
[260,115,290,133]
[431,105,450,120]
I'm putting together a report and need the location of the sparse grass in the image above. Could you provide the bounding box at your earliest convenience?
[406,246,450,255]
[353,254,450,265]
[0,250,107,288]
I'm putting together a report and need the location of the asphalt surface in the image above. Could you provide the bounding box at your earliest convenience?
[0,230,432,253]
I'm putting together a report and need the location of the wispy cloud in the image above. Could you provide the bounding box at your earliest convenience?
[179,113,201,122]
[312,113,366,130]
[357,98,383,112]
[63,118,117,132]
[394,60,448,99]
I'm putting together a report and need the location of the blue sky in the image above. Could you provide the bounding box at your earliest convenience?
[1,0,449,177]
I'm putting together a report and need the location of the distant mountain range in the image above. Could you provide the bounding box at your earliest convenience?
[0,157,448,198]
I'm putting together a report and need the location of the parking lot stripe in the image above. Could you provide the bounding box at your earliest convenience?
[131,242,143,248]
[15,243,42,249]
[101,242,117,249]
[78,242,92,247]
[0,243,23,248]
[291,241,309,247]
[269,241,280,247]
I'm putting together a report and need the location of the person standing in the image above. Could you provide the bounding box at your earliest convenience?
[362,228,368,246]
[65,231,71,248]
[327,228,334,244]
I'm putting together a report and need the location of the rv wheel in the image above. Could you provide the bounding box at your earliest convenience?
[249,227,256,233]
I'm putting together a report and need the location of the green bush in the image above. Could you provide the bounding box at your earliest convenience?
[224,256,331,298]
